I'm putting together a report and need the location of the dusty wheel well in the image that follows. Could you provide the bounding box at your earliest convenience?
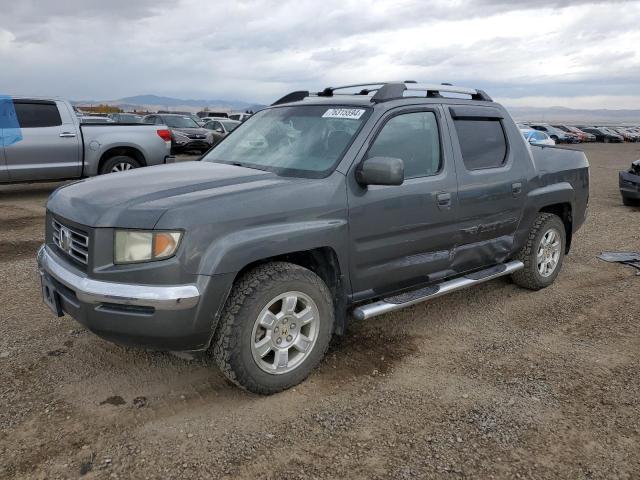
[540,202,572,253]
[98,147,146,172]
[233,247,348,335]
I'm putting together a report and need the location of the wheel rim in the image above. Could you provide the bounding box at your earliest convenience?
[111,162,133,173]
[537,227,561,277]
[251,291,320,375]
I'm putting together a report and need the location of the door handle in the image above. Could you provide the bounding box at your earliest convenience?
[436,192,452,208]
[512,182,523,196]
[59,132,76,138]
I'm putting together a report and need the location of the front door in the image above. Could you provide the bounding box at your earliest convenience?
[347,106,459,300]
[5,99,81,181]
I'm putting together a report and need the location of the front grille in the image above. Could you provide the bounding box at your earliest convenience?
[52,219,89,264]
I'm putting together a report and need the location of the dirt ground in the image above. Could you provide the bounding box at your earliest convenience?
[0,144,639,479]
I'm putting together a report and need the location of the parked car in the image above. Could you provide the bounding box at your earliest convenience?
[612,127,640,142]
[37,81,589,394]
[80,116,114,124]
[197,111,229,119]
[0,97,174,182]
[619,159,640,206]
[581,127,623,143]
[229,112,252,122]
[529,124,577,143]
[202,118,240,144]
[143,113,214,154]
[199,116,229,123]
[520,128,555,146]
[108,113,144,123]
[552,125,594,142]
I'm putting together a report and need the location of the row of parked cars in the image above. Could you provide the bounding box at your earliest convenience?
[77,111,249,154]
[518,122,640,145]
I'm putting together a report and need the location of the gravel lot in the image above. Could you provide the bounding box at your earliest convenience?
[1,144,639,479]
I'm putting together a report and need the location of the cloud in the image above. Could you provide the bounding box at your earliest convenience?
[0,0,638,107]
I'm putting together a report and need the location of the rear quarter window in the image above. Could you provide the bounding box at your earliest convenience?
[13,101,62,128]
[453,118,507,170]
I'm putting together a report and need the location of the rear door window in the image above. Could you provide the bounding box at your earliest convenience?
[13,101,62,128]
[453,119,507,170]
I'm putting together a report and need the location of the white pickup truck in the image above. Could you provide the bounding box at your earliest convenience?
[0,97,174,183]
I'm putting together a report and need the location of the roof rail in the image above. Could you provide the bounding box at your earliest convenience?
[271,90,309,106]
[271,81,492,106]
[371,82,492,103]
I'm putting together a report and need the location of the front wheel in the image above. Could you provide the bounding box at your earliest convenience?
[99,155,141,175]
[212,262,334,394]
[511,213,566,290]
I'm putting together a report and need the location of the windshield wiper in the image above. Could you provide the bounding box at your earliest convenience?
[222,160,269,172]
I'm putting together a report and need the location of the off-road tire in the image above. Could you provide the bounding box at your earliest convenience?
[622,196,639,207]
[212,262,334,394]
[99,155,141,175]
[511,213,566,290]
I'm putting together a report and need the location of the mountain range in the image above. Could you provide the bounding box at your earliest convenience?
[72,94,266,113]
[72,94,640,124]
[506,105,640,124]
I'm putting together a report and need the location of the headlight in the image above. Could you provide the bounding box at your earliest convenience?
[114,230,182,264]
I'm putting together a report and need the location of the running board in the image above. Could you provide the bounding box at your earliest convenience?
[352,260,524,321]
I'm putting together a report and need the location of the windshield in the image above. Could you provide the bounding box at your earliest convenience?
[221,120,239,131]
[203,105,370,177]
[164,116,200,128]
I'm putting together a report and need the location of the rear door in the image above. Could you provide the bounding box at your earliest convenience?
[347,106,460,299]
[5,99,81,181]
[445,105,527,272]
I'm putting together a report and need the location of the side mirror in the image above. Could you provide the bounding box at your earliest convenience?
[356,156,404,186]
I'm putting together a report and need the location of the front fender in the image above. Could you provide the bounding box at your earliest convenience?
[195,219,349,276]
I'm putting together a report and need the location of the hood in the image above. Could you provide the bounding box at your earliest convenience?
[47,162,285,228]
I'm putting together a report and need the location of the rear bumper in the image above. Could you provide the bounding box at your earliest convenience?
[164,155,176,164]
[36,245,234,351]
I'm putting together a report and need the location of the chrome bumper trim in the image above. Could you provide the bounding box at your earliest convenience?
[37,245,200,310]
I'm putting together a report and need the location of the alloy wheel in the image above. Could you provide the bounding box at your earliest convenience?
[250,291,320,375]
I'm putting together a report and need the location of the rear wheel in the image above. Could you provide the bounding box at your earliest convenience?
[511,213,566,290]
[212,262,334,394]
[99,155,141,175]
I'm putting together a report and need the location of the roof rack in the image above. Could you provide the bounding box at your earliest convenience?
[271,81,492,106]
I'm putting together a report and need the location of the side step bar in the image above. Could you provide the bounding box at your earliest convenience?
[352,260,524,321]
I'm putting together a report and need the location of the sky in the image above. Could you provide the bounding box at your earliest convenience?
[0,0,639,109]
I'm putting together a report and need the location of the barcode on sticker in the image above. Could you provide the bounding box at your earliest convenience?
[322,108,365,120]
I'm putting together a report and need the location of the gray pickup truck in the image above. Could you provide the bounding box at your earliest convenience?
[37,82,589,394]
[0,97,174,182]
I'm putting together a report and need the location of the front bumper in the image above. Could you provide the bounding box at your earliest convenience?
[36,245,233,351]
[620,170,640,200]
[173,139,212,150]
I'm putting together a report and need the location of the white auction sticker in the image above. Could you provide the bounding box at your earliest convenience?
[322,108,366,120]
